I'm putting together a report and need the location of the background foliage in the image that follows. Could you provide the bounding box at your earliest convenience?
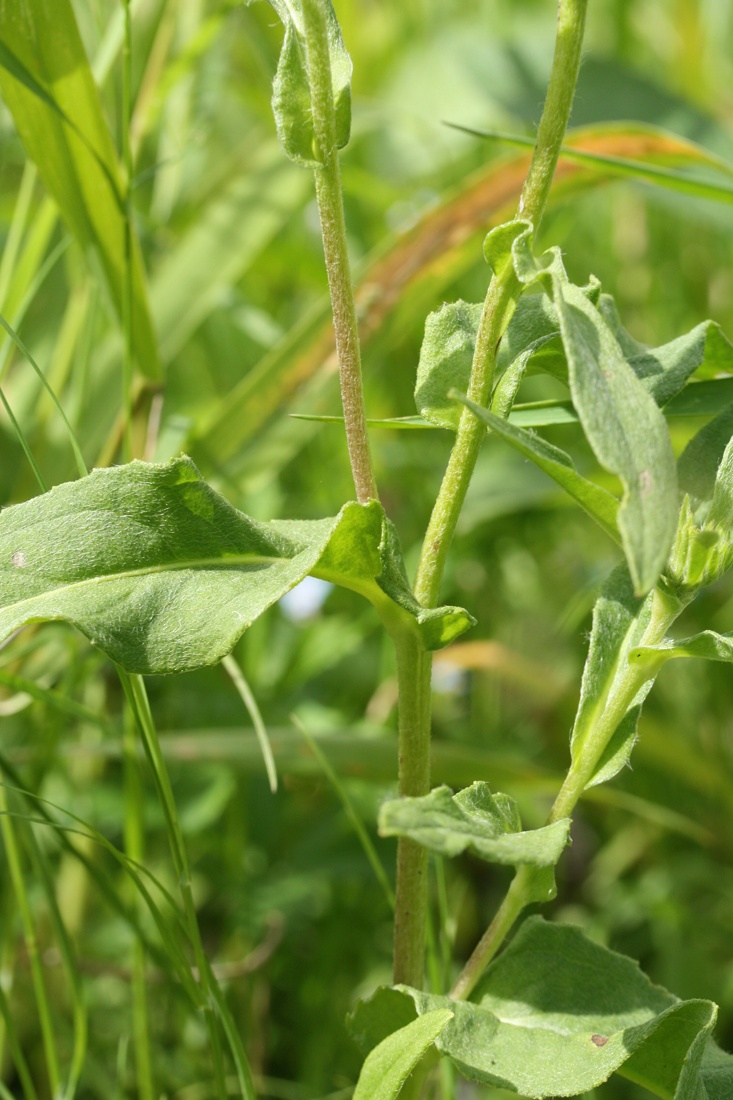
[2,0,733,1096]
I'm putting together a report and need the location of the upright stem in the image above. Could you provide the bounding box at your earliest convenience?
[392,634,432,986]
[414,0,588,607]
[121,0,134,461]
[301,0,378,503]
[391,0,588,993]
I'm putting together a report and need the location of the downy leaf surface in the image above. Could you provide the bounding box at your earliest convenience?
[352,1009,453,1100]
[455,395,620,542]
[569,565,660,788]
[378,782,570,868]
[259,0,352,166]
[350,918,732,1099]
[0,458,472,674]
[507,221,678,595]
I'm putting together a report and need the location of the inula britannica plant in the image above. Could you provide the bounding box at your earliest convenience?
[1,0,733,1096]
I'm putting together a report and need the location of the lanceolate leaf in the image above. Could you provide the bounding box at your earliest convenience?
[352,1010,453,1100]
[454,396,620,542]
[0,0,160,379]
[260,0,352,166]
[632,630,733,671]
[570,566,660,789]
[350,919,732,1100]
[508,221,678,596]
[378,783,570,868]
[0,458,472,674]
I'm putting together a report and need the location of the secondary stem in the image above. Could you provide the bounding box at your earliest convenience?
[302,0,378,503]
[395,0,588,992]
[451,587,681,1000]
[415,0,588,606]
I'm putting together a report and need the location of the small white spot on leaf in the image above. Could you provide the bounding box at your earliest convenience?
[11,551,27,568]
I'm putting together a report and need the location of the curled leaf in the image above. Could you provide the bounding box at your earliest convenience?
[379,782,570,868]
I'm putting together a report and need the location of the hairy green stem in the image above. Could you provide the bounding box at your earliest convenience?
[450,586,681,1000]
[391,0,588,994]
[301,0,378,503]
[392,633,432,986]
[415,0,588,607]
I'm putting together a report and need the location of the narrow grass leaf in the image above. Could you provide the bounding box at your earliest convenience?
[0,0,159,378]
[455,395,620,541]
[294,715,394,909]
[353,1010,453,1100]
[379,783,570,868]
[223,654,277,793]
[449,122,733,205]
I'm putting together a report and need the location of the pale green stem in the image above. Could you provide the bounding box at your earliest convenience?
[395,0,588,995]
[301,0,378,503]
[450,587,681,1000]
[392,634,432,987]
[123,713,155,1100]
[414,0,588,608]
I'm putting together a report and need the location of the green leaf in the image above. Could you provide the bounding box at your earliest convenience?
[414,300,483,429]
[454,395,620,542]
[260,0,352,165]
[378,783,570,868]
[509,221,678,596]
[598,296,733,407]
[352,1010,453,1100]
[678,403,733,510]
[352,918,732,1099]
[0,458,472,673]
[0,0,160,379]
[570,566,661,789]
[632,629,733,671]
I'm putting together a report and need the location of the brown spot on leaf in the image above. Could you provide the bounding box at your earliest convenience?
[591,1034,608,1047]
[639,469,653,496]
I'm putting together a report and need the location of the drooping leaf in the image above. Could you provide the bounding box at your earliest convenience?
[0,0,160,378]
[378,783,570,868]
[350,918,732,1100]
[258,0,352,166]
[0,458,472,674]
[352,1009,453,1100]
[508,221,678,596]
[454,395,620,542]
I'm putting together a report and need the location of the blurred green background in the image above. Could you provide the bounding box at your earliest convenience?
[2,0,733,1096]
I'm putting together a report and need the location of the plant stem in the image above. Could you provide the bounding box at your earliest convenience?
[301,0,378,503]
[392,633,432,987]
[393,0,588,995]
[450,586,681,1000]
[414,0,588,607]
